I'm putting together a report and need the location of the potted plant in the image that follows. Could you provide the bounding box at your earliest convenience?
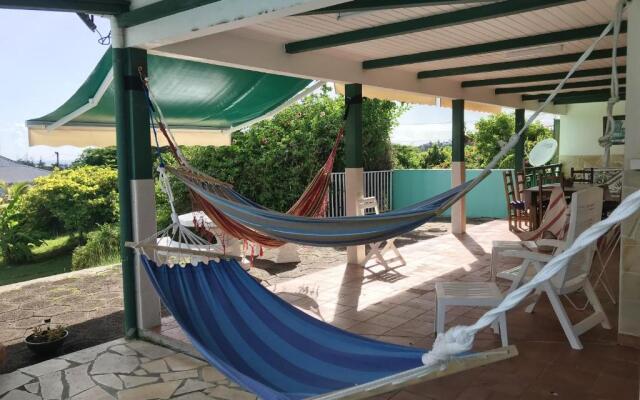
[24,319,68,355]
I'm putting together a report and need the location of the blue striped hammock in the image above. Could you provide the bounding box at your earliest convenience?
[141,255,515,400]
[168,165,471,247]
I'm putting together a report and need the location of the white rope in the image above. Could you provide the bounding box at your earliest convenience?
[423,0,630,367]
[600,0,626,166]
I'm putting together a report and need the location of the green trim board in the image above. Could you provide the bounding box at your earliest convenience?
[418,47,626,78]
[299,0,489,15]
[0,0,129,14]
[496,78,625,94]
[365,22,627,70]
[552,90,626,105]
[462,66,627,88]
[344,83,363,169]
[392,169,508,218]
[28,48,311,131]
[117,0,222,28]
[522,88,626,102]
[286,0,578,54]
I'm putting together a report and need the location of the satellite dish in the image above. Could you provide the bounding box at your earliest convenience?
[528,138,558,167]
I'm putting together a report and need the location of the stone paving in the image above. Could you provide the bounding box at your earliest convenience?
[1,219,463,373]
[0,266,126,374]
[0,338,256,399]
[160,220,639,400]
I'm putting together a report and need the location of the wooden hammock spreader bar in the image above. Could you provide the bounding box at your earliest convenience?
[309,345,518,400]
[125,241,225,259]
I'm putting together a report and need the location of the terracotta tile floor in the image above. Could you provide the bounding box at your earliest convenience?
[158,220,640,400]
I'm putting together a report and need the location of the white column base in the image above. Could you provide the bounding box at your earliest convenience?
[451,161,467,234]
[345,167,366,265]
[131,179,162,330]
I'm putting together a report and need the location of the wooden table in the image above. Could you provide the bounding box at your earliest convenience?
[523,183,604,230]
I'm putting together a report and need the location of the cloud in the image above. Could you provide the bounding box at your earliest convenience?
[0,123,28,160]
[27,145,87,165]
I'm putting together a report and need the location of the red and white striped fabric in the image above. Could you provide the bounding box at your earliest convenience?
[518,186,568,241]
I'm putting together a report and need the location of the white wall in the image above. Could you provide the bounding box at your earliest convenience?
[559,101,626,157]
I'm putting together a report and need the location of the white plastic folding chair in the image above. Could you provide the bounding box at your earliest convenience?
[497,187,611,350]
[358,196,406,269]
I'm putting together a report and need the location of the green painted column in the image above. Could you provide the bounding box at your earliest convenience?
[451,99,466,234]
[515,108,526,171]
[113,47,150,339]
[452,99,465,163]
[553,118,560,164]
[344,83,365,265]
[345,84,363,168]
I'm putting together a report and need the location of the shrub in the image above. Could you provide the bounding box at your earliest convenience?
[71,223,120,270]
[0,182,42,263]
[19,166,119,238]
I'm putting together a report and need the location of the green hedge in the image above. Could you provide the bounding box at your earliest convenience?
[19,166,119,238]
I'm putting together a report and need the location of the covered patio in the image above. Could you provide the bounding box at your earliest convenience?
[1,219,636,399]
[2,0,640,399]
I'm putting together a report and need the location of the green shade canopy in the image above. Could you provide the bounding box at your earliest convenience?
[28,48,311,130]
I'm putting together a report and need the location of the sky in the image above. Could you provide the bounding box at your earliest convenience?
[0,10,110,163]
[0,9,554,165]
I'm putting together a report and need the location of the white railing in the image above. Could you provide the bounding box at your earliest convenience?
[327,170,393,217]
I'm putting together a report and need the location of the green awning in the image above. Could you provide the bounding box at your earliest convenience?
[28,48,311,130]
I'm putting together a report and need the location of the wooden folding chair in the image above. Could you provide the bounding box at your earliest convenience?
[359,197,406,269]
[502,170,529,233]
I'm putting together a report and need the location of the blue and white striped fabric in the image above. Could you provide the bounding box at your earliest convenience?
[142,256,428,400]
[172,168,469,247]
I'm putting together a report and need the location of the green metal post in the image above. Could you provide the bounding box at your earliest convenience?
[515,108,526,171]
[345,83,363,168]
[113,47,150,339]
[452,99,465,162]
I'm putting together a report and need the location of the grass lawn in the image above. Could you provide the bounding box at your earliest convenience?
[0,236,74,286]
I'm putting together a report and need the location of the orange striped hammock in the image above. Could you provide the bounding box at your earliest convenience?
[158,120,344,248]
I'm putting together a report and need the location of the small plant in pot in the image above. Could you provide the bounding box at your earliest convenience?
[25,319,68,355]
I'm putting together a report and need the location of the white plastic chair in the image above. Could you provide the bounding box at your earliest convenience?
[358,196,405,269]
[497,187,610,350]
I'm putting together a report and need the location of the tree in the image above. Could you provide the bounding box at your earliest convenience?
[73,147,118,168]
[421,143,451,169]
[392,144,423,169]
[469,112,553,168]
